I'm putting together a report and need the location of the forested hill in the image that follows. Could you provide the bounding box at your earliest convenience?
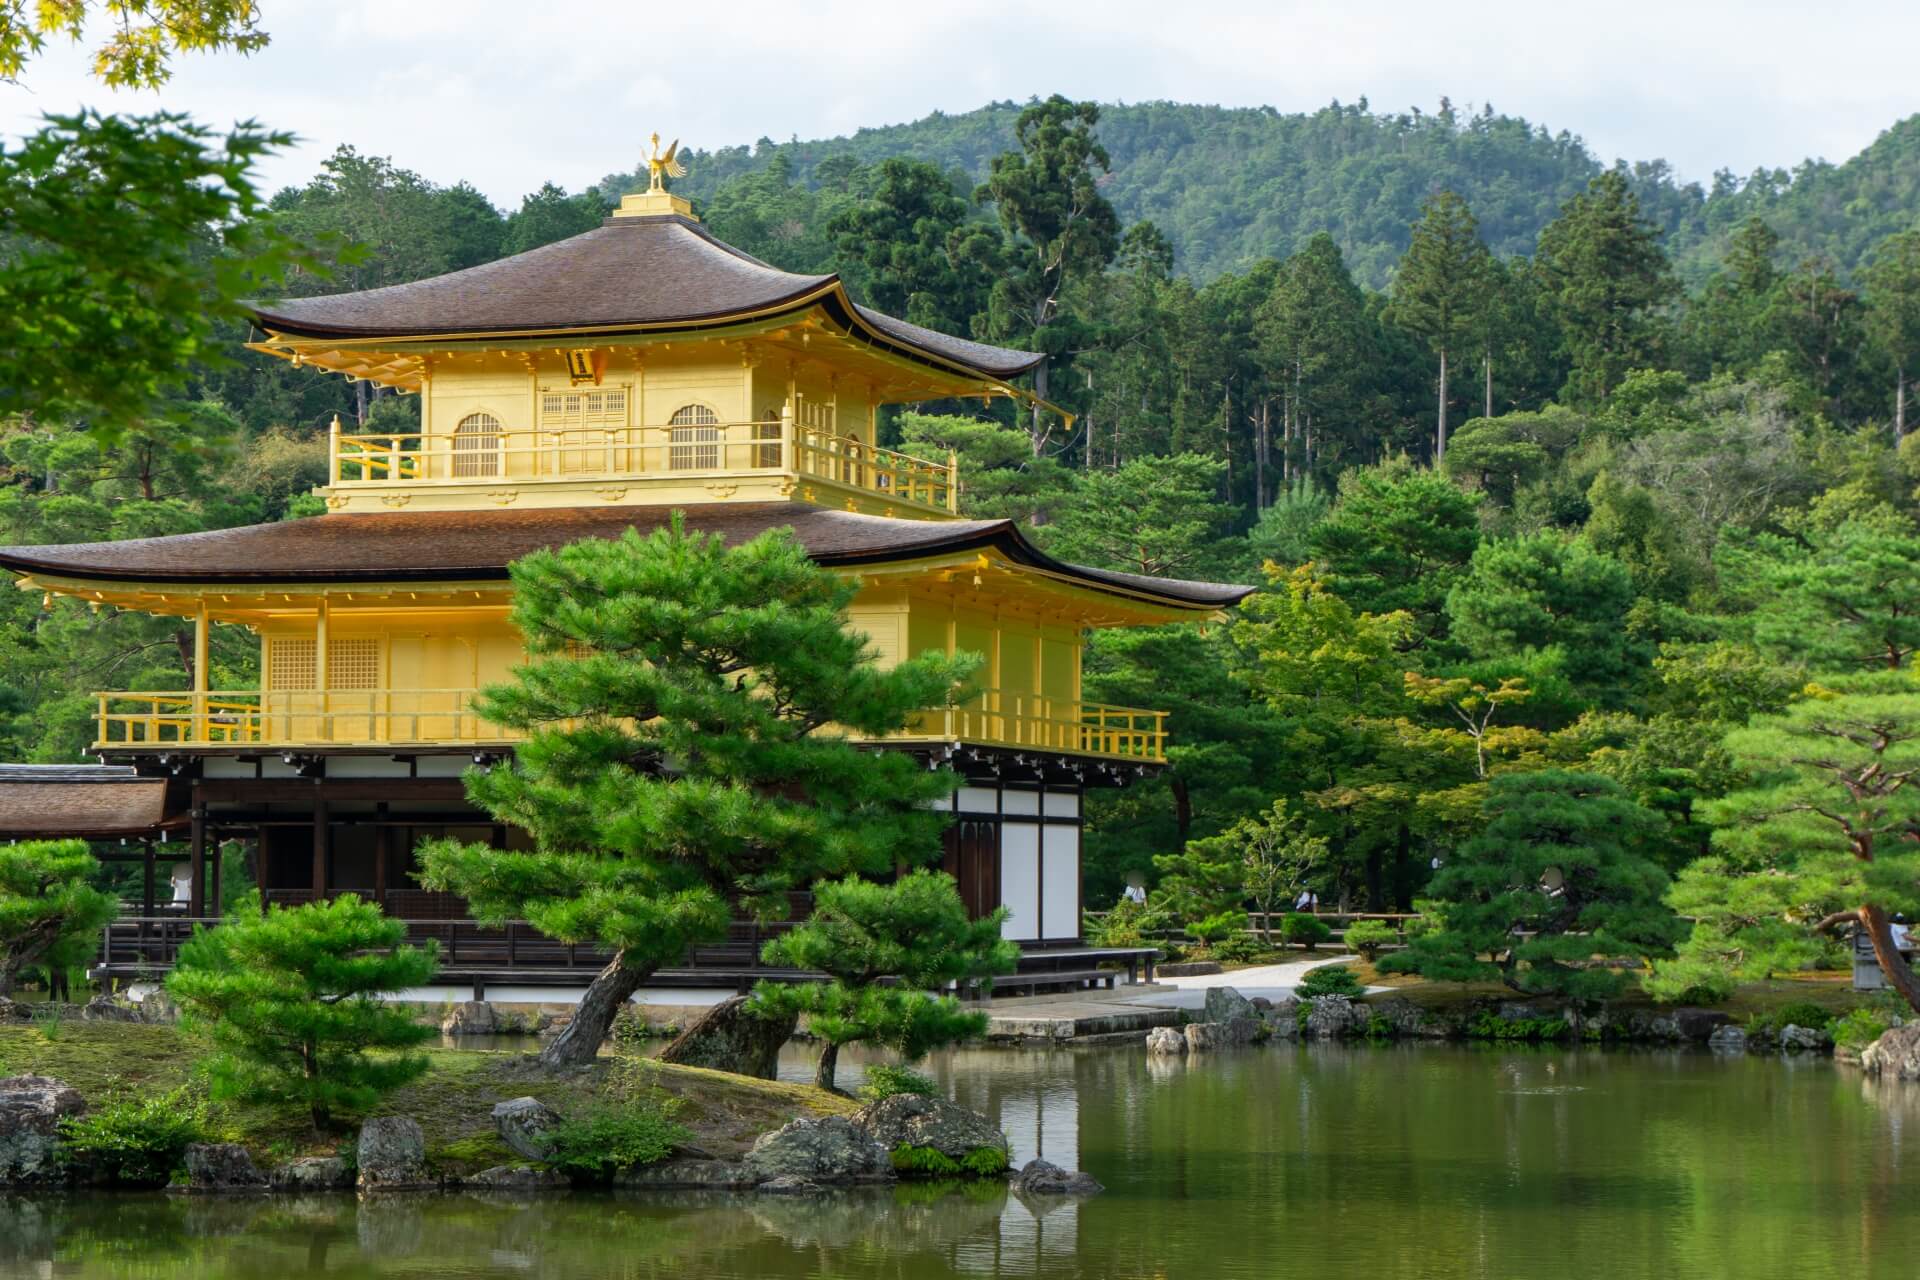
[606,99,1920,287]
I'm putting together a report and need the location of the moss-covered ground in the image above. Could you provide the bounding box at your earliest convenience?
[0,1021,852,1178]
[1346,960,1876,1022]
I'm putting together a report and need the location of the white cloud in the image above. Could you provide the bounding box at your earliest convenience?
[0,0,1910,206]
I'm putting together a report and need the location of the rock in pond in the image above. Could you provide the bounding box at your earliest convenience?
[614,1157,757,1190]
[1015,1158,1104,1196]
[758,1174,824,1195]
[1779,1024,1827,1053]
[743,1115,891,1185]
[1304,995,1367,1040]
[467,1164,570,1190]
[1145,1026,1186,1055]
[0,1075,85,1187]
[1707,1025,1750,1055]
[1202,985,1258,1023]
[491,1096,562,1162]
[271,1156,355,1192]
[1184,1019,1259,1051]
[655,994,797,1081]
[179,1142,266,1193]
[1264,999,1302,1040]
[1862,1023,1920,1080]
[852,1093,1008,1170]
[357,1116,432,1191]
[441,1001,496,1036]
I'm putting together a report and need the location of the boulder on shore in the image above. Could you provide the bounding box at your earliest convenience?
[1779,1024,1827,1053]
[1304,995,1367,1040]
[1707,1025,1749,1055]
[851,1093,1008,1169]
[1015,1158,1103,1196]
[1184,1019,1259,1051]
[270,1156,355,1192]
[441,1001,496,1036]
[0,1075,85,1187]
[1202,986,1258,1024]
[1862,1023,1920,1080]
[1145,1026,1186,1055]
[743,1115,891,1185]
[357,1116,431,1191]
[614,1157,757,1190]
[654,995,796,1080]
[491,1097,562,1163]
[81,996,139,1023]
[467,1164,570,1190]
[179,1142,266,1193]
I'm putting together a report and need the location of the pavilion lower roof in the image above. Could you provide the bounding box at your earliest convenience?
[0,504,1253,610]
[0,766,176,838]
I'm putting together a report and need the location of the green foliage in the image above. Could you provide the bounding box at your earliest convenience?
[1832,1006,1894,1051]
[748,870,1015,1090]
[1343,919,1398,961]
[0,839,118,997]
[1748,1002,1835,1035]
[1534,172,1677,402]
[1295,964,1364,999]
[1212,934,1269,964]
[1043,453,1236,578]
[1382,771,1684,997]
[857,1065,937,1103]
[165,895,438,1128]
[1187,911,1245,946]
[1278,913,1333,951]
[56,1087,207,1188]
[1466,1012,1572,1041]
[1309,458,1481,649]
[540,1100,689,1183]
[1446,532,1641,692]
[1720,508,1920,672]
[889,1143,1010,1178]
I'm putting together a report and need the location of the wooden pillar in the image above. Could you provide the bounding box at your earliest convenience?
[209,827,223,915]
[140,839,155,917]
[252,825,266,911]
[314,598,330,744]
[374,803,390,909]
[192,602,209,741]
[311,787,329,899]
[187,788,206,918]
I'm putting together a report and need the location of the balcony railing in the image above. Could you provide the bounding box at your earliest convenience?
[94,686,1168,762]
[328,416,959,514]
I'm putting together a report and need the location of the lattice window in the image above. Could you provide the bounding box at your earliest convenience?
[452,412,502,477]
[268,637,315,691]
[328,637,380,690]
[540,389,629,428]
[668,403,720,470]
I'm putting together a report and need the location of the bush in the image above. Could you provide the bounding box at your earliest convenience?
[1295,964,1364,999]
[1750,1001,1835,1035]
[541,1100,689,1183]
[1188,911,1245,946]
[1343,919,1397,961]
[1279,913,1332,950]
[890,1143,1010,1177]
[57,1088,207,1188]
[1212,933,1269,964]
[859,1064,937,1102]
[1832,1006,1895,1050]
[1467,1012,1571,1041]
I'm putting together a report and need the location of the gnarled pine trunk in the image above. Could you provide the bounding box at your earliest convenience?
[540,951,653,1068]
[814,1040,842,1093]
[1860,903,1920,1016]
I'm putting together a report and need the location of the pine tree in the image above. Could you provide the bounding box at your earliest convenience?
[747,870,1016,1092]
[0,840,117,997]
[1534,172,1676,402]
[1865,229,1920,441]
[1380,771,1683,997]
[165,896,439,1129]
[416,517,976,1067]
[1390,191,1492,461]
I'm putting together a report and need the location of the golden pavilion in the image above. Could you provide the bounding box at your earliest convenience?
[0,162,1248,986]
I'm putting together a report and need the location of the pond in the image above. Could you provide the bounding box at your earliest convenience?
[7,1041,1916,1278]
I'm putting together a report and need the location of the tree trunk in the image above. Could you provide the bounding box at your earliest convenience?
[1861,902,1920,1016]
[1171,776,1193,849]
[814,1039,841,1092]
[1484,346,1493,420]
[539,952,653,1068]
[1436,346,1449,463]
[1897,364,1907,444]
[1254,400,1268,510]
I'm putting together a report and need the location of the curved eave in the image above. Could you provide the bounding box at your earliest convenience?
[250,280,1043,385]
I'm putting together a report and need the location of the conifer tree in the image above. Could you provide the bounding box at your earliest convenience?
[1864,229,1920,441]
[417,518,976,1067]
[1534,172,1676,402]
[747,870,1016,1091]
[0,840,117,997]
[165,895,438,1129]
[1381,771,1683,997]
[1391,191,1492,461]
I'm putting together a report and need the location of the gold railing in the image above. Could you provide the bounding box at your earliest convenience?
[328,416,959,513]
[95,686,1168,762]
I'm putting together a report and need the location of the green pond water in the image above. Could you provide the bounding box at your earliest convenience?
[7,1041,1917,1279]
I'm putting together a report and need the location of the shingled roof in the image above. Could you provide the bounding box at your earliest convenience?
[0,765,176,838]
[0,504,1253,610]
[249,214,1045,381]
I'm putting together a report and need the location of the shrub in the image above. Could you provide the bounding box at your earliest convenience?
[1279,913,1332,950]
[0,839,118,997]
[1749,1001,1836,1035]
[889,1143,1010,1177]
[57,1088,207,1188]
[1467,1012,1571,1041]
[541,1100,689,1183]
[166,895,440,1128]
[1832,1006,1894,1050]
[1188,911,1245,946]
[859,1064,937,1102]
[1343,919,1397,961]
[1212,933,1269,964]
[1295,964,1364,999]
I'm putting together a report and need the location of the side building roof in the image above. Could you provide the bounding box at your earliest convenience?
[0,504,1253,611]
[248,214,1045,382]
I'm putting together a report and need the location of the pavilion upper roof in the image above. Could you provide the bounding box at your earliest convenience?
[248,212,1044,382]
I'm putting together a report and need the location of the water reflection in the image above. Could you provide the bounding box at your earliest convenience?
[12,1042,1920,1279]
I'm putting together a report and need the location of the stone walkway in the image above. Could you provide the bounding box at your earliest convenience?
[1115,955,1360,1011]
[978,954,1368,1038]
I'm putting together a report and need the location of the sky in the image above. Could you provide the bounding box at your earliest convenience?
[0,0,1913,207]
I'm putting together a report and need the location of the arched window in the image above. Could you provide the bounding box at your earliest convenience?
[668,403,720,470]
[452,412,502,477]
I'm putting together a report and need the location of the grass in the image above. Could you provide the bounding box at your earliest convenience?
[1344,961,1874,1022]
[0,1022,855,1179]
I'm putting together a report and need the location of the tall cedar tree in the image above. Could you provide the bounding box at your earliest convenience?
[166,895,439,1128]
[827,158,985,335]
[1663,675,1920,1013]
[0,840,117,996]
[1381,770,1683,997]
[1864,229,1920,441]
[1258,235,1374,480]
[748,870,1017,1091]
[961,95,1120,453]
[1390,191,1492,461]
[1533,171,1676,403]
[416,518,976,1066]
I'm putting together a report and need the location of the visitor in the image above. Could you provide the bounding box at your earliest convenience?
[1893,914,1913,959]
[1294,889,1319,913]
[1123,881,1147,906]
